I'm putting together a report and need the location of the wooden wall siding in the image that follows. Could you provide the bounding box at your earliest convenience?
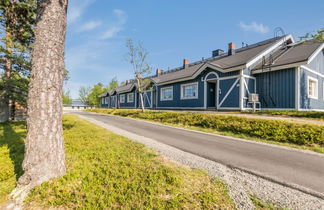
[300,67,324,109]
[143,91,152,108]
[205,68,240,78]
[110,95,117,108]
[218,78,240,108]
[119,90,136,108]
[157,78,204,108]
[255,68,296,109]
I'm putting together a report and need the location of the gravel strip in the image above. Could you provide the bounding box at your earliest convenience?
[76,114,324,210]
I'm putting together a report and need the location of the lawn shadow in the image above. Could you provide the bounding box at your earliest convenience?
[0,121,26,180]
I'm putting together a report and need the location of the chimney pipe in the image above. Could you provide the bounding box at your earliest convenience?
[183,59,189,69]
[228,42,235,55]
[156,68,162,76]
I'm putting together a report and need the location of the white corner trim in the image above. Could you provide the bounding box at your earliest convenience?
[160,86,173,101]
[295,67,300,110]
[301,65,324,78]
[246,34,293,68]
[180,82,199,100]
[307,43,324,64]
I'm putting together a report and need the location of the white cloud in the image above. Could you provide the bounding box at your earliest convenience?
[239,21,269,34]
[77,20,102,32]
[101,9,127,40]
[101,26,123,39]
[68,0,94,24]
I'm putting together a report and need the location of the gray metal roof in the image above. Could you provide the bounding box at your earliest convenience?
[151,36,286,84]
[252,40,324,70]
[151,63,205,84]
[115,83,135,94]
[99,92,108,98]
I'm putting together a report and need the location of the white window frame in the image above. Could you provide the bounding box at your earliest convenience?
[180,82,199,100]
[160,86,173,101]
[120,94,125,103]
[127,92,134,103]
[101,98,105,104]
[105,97,108,104]
[307,76,318,99]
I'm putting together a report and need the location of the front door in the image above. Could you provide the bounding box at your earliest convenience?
[207,82,216,108]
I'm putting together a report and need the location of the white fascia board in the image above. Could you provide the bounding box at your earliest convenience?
[252,61,307,74]
[307,43,324,64]
[246,34,294,69]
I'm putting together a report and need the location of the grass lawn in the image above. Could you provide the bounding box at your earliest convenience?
[0,115,235,209]
[86,109,324,154]
[242,110,324,121]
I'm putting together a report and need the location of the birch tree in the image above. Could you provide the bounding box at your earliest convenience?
[9,0,68,207]
[125,39,152,112]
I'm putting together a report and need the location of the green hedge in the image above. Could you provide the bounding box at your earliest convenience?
[86,109,324,146]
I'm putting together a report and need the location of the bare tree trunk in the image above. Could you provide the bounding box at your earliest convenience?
[9,0,68,207]
[136,78,145,112]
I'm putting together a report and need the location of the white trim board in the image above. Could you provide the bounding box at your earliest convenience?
[155,106,205,110]
[218,78,240,107]
[252,61,307,74]
[180,82,199,100]
[301,65,324,78]
[307,43,324,64]
[246,34,294,68]
[160,86,173,101]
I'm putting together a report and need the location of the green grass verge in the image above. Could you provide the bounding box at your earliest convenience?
[0,121,25,204]
[0,115,235,209]
[86,109,324,153]
[251,195,287,210]
[242,110,324,121]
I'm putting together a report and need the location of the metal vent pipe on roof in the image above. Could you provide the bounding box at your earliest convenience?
[212,49,224,57]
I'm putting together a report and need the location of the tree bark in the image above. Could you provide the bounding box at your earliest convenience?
[136,77,145,112]
[9,0,68,207]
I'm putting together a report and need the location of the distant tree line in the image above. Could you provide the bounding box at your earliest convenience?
[79,77,120,107]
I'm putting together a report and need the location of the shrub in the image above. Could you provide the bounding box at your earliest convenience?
[87,109,324,146]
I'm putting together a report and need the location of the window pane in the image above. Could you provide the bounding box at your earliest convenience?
[182,84,197,98]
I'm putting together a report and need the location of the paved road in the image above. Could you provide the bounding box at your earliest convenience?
[75,111,324,197]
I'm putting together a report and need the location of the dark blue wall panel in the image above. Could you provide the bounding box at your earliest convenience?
[255,68,295,108]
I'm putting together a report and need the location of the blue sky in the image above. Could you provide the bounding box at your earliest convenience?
[65,0,324,98]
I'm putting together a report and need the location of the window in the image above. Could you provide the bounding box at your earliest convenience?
[120,94,125,103]
[181,82,198,99]
[308,76,318,99]
[102,98,105,104]
[127,93,134,103]
[105,97,108,104]
[160,86,173,101]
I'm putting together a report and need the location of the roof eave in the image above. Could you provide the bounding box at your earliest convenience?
[307,42,324,64]
[251,60,307,74]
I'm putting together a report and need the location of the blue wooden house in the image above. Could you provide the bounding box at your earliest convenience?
[100,34,324,111]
